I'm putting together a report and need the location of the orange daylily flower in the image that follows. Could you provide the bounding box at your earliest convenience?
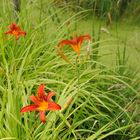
[57,34,91,62]
[5,23,26,40]
[20,83,61,123]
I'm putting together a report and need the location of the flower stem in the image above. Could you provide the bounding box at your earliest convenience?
[76,56,80,96]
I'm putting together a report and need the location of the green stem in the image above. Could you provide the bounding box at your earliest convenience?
[0,39,7,67]
[76,56,80,96]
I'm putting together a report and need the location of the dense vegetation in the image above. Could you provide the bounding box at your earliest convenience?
[0,0,140,140]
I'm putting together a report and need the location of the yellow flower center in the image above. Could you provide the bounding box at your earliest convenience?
[38,101,48,111]
[72,44,80,55]
[12,30,18,35]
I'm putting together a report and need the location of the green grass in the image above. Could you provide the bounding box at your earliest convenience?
[0,0,140,140]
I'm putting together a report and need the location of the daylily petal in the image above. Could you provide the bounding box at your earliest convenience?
[19,31,26,36]
[20,104,38,113]
[48,101,61,111]
[57,47,70,63]
[30,94,40,104]
[9,23,19,31]
[5,31,12,34]
[71,44,80,55]
[39,111,46,123]
[58,40,73,48]
[15,35,19,40]
[57,40,74,63]
[77,35,91,45]
[37,83,45,98]
[45,91,55,101]
[9,23,15,30]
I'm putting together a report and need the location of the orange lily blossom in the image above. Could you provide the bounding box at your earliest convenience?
[57,34,91,62]
[5,23,26,40]
[20,83,61,123]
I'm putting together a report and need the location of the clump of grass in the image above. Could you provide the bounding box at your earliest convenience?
[0,0,140,139]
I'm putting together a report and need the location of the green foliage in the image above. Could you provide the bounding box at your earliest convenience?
[123,0,140,25]
[0,0,140,139]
